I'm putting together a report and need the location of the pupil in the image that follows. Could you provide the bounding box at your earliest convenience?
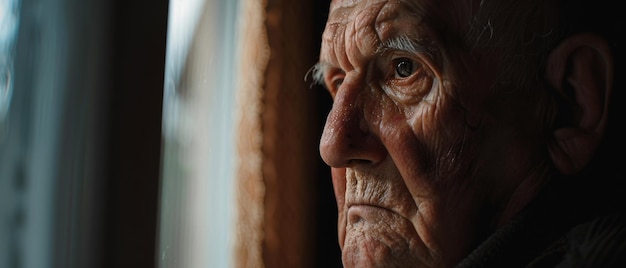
[396,60,413,77]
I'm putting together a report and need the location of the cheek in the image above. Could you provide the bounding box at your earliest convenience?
[417,88,475,157]
[331,167,348,248]
[384,87,480,195]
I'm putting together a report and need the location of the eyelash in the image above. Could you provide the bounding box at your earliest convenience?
[322,69,344,96]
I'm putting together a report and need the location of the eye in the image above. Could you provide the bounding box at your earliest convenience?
[332,78,344,89]
[394,58,417,78]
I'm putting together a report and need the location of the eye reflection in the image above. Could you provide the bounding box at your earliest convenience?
[395,59,414,78]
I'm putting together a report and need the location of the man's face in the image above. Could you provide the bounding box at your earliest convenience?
[318,0,547,266]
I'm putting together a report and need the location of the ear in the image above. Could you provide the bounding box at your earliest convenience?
[546,33,614,175]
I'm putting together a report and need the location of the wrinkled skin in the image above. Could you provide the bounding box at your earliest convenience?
[318,0,554,267]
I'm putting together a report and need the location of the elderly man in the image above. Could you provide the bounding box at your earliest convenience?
[311,0,625,266]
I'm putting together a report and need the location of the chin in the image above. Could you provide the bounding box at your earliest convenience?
[340,205,431,267]
[342,238,420,268]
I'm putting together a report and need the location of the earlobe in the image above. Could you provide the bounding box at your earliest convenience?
[546,33,614,175]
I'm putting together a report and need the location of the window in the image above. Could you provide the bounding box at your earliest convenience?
[0,0,339,267]
[157,0,239,267]
[0,0,116,267]
[0,0,168,267]
[158,0,340,267]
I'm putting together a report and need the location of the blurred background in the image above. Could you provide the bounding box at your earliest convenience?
[0,0,339,267]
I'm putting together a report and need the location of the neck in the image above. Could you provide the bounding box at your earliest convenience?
[497,172,551,226]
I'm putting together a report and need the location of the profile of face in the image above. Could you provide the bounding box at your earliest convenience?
[316,0,567,266]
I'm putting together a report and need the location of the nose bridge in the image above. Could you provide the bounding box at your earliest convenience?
[320,80,364,166]
[320,75,387,167]
[330,72,367,130]
[325,76,364,147]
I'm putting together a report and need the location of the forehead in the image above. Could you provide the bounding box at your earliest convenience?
[323,0,476,40]
[320,0,466,63]
[328,0,472,20]
[326,0,419,33]
[321,0,417,59]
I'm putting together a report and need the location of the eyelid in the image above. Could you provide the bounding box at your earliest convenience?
[324,69,345,96]
[384,49,421,62]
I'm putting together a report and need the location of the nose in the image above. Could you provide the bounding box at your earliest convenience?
[319,84,387,167]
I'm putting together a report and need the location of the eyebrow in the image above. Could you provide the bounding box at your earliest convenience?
[376,35,423,55]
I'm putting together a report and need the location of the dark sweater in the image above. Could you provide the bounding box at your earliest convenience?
[456,179,626,268]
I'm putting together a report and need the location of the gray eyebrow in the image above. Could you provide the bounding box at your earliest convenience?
[376,35,427,56]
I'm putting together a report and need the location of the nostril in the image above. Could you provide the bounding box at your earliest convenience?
[319,119,387,168]
[346,159,375,166]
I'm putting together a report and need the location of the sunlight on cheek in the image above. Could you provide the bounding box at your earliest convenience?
[382,73,434,105]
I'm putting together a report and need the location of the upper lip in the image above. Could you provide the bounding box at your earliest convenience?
[347,203,390,210]
[345,194,415,220]
[347,203,399,216]
[346,199,400,215]
[343,168,415,219]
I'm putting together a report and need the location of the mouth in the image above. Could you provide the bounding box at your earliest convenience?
[341,203,426,267]
[347,204,398,224]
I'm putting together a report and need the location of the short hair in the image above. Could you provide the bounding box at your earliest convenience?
[463,0,560,90]
[463,0,622,90]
